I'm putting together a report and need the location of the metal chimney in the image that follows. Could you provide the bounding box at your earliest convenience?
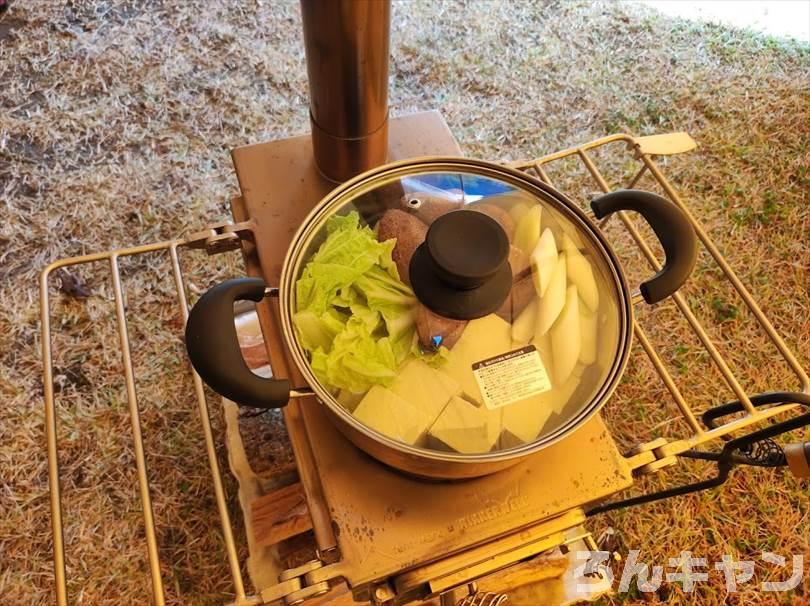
[300,0,391,183]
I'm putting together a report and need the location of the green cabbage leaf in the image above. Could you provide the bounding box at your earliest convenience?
[293,211,429,394]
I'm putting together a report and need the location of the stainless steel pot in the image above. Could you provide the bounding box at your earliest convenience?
[185,157,697,479]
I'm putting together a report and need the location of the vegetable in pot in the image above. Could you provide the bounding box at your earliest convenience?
[443,314,513,405]
[293,212,424,394]
[428,395,502,453]
[513,204,542,254]
[535,251,567,336]
[376,209,427,286]
[415,303,467,350]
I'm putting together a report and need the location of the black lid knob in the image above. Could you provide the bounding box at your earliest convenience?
[425,209,510,289]
[409,209,512,320]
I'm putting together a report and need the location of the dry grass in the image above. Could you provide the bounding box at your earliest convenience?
[1,1,808,605]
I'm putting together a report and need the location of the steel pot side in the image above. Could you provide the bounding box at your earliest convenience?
[186,157,697,479]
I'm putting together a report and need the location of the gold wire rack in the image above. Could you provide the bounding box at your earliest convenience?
[41,132,809,605]
[510,133,808,473]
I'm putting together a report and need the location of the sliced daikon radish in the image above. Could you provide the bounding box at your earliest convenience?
[532,330,554,383]
[579,304,598,365]
[509,202,531,224]
[558,224,585,249]
[513,205,542,254]
[562,234,599,312]
[535,252,567,336]
[511,298,537,345]
[530,228,558,296]
[550,285,581,385]
[551,364,585,414]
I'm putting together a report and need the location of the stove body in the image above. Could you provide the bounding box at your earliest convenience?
[228,111,633,604]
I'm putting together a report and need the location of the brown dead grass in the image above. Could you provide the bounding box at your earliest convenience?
[1,1,808,605]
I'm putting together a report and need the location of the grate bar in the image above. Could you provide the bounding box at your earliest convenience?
[110,254,166,605]
[634,327,703,434]
[625,164,647,189]
[640,156,810,392]
[169,244,249,602]
[41,240,258,606]
[577,149,759,416]
[41,269,68,606]
[532,162,552,184]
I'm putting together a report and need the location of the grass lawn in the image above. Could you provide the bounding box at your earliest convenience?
[1,1,807,604]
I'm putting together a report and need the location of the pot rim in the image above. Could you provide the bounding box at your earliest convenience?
[279,156,633,465]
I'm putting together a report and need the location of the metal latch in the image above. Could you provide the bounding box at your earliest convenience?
[258,559,346,606]
[185,219,255,255]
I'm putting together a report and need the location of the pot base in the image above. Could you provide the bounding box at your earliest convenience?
[327,405,524,480]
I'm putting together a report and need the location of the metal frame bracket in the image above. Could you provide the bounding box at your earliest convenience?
[259,560,346,606]
[185,219,256,255]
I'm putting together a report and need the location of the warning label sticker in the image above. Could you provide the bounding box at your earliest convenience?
[472,345,552,410]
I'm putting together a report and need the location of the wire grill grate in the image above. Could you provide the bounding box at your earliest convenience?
[41,133,808,604]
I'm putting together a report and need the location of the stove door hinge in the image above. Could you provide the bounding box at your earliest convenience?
[258,559,346,606]
[185,219,256,255]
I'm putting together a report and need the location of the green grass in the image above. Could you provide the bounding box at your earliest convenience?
[1,1,808,605]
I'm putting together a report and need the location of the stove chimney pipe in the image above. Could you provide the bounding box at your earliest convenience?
[300,0,390,183]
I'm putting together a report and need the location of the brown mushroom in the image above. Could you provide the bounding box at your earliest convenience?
[399,193,462,224]
[377,209,427,285]
[469,203,515,241]
[415,304,468,350]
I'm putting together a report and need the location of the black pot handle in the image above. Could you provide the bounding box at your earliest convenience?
[591,189,698,305]
[185,277,291,408]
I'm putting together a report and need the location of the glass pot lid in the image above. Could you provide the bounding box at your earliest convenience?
[285,160,625,456]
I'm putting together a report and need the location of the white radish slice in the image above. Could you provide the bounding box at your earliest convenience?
[551,364,585,414]
[579,304,598,365]
[559,225,586,249]
[531,330,554,385]
[551,285,581,385]
[511,298,537,344]
[562,234,599,312]
[535,252,567,336]
[509,202,531,224]
[530,228,558,297]
[513,205,542,255]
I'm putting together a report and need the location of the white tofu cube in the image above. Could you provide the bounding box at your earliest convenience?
[353,385,434,445]
[390,359,461,420]
[443,314,514,404]
[429,396,502,453]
